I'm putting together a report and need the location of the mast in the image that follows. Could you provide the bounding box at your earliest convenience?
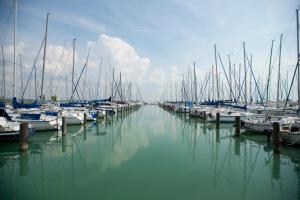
[19,54,23,99]
[13,0,17,97]
[228,54,232,101]
[266,40,274,103]
[65,74,68,100]
[239,63,241,103]
[214,44,219,101]
[1,47,5,102]
[212,65,214,100]
[250,54,252,104]
[40,13,50,102]
[72,38,76,100]
[243,42,247,105]
[96,57,103,99]
[105,71,107,97]
[297,9,300,110]
[35,65,37,100]
[277,34,283,108]
[233,64,236,101]
[50,73,53,98]
[193,62,197,103]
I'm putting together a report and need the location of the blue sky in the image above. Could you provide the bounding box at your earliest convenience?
[0,0,299,101]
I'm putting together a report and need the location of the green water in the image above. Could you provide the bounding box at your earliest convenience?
[0,105,300,200]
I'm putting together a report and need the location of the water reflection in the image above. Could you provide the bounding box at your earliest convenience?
[171,109,300,200]
[0,106,299,200]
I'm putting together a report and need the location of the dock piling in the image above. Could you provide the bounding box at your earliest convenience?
[62,116,67,135]
[19,122,29,151]
[84,113,87,125]
[96,111,99,123]
[216,113,220,128]
[235,116,240,137]
[272,122,280,153]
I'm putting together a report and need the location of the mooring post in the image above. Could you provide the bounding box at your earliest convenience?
[84,113,87,125]
[272,122,280,153]
[62,116,66,135]
[235,116,241,137]
[216,112,220,128]
[96,111,99,123]
[203,111,206,121]
[19,122,29,151]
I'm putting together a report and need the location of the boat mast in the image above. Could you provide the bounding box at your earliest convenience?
[250,54,252,104]
[266,40,274,103]
[72,38,76,101]
[65,74,68,100]
[40,13,50,102]
[13,0,17,97]
[276,34,283,108]
[296,9,300,110]
[214,44,219,102]
[212,65,214,100]
[243,42,247,105]
[228,54,232,102]
[1,47,5,103]
[19,54,23,99]
[35,64,37,100]
[193,62,197,103]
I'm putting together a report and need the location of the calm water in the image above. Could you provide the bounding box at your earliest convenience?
[0,105,300,200]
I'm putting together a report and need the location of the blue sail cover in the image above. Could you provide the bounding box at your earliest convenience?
[12,97,41,109]
[0,101,4,108]
[21,113,41,120]
[45,111,58,116]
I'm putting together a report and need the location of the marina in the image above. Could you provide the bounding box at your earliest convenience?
[1,0,300,199]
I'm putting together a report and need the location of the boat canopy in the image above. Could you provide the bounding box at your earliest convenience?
[20,113,41,120]
[12,97,41,109]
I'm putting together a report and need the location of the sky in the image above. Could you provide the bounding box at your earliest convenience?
[0,0,299,102]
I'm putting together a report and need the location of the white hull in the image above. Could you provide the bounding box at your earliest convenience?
[244,122,273,133]
[16,119,58,131]
[281,131,300,145]
[64,116,83,125]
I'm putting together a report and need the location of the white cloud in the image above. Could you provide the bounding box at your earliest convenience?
[149,68,165,85]
[88,34,150,81]
[34,44,81,77]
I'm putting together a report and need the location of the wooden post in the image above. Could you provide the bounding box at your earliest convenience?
[203,111,206,121]
[19,122,29,151]
[216,112,220,128]
[105,110,108,118]
[272,122,280,153]
[84,113,87,125]
[62,116,66,135]
[96,111,99,123]
[235,116,240,137]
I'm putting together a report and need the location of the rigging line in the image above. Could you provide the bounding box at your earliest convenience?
[218,53,237,101]
[246,53,266,112]
[69,48,90,102]
[283,60,299,112]
[54,46,71,94]
[198,73,210,102]
[21,38,45,99]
